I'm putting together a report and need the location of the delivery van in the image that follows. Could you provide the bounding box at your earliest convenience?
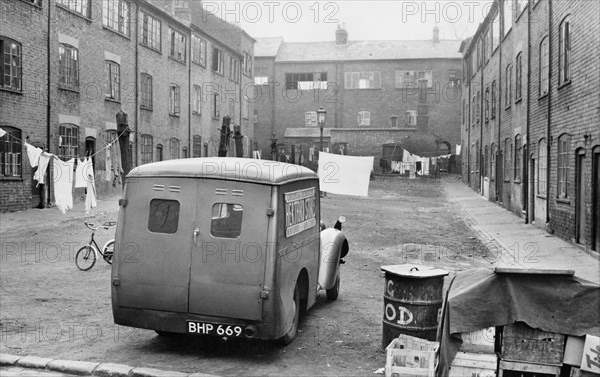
[111,157,349,344]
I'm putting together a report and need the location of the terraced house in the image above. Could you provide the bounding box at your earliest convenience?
[461,0,600,252]
[0,0,255,212]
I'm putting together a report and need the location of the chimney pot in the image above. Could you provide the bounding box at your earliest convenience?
[336,24,348,45]
[433,26,440,43]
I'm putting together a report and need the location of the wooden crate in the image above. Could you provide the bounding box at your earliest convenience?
[498,360,561,377]
[460,327,496,354]
[501,322,565,365]
[450,352,498,377]
[385,336,438,377]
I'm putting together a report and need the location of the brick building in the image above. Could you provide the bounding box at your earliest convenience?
[461,0,600,252]
[0,0,255,212]
[253,27,463,168]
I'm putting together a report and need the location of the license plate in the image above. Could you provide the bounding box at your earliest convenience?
[187,321,244,337]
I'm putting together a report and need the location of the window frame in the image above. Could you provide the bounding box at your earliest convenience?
[557,134,570,198]
[169,27,186,63]
[537,138,547,195]
[140,11,161,52]
[0,37,23,92]
[394,70,432,89]
[515,52,522,102]
[58,0,90,18]
[287,72,329,90]
[539,37,549,97]
[505,64,512,109]
[503,0,513,37]
[156,144,163,161]
[358,111,371,127]
[140,134,153,165]
[228,55,239,82]
[558,15,571,86]
[0,126,22,178]
[243,51,253,77]
[514,134,522,182]
[105,60,121,101]
[405,110,417,127]
[193,135,202,157]
[485,86,490,123]
[211,46,224,75]
[169,138,180,160]
[169,84,180,116]
[504,138,512,180]
[491,80,497,119]
[140,73,152,109]
[102,0,130,37]
[58,123,79,161]
[58,43,79,90]
[191,34,207,66]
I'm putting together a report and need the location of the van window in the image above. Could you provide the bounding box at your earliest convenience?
[148,199,180,234]
[211,203,243,238]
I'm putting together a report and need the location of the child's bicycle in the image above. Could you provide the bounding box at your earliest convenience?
[75,221,116,271]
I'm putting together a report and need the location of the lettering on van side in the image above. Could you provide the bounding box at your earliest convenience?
[284,188,317,238]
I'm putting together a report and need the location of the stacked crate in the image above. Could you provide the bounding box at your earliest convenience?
[450,327,498,377]
[385,334,438,377]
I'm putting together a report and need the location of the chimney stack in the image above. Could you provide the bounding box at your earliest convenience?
[433,26,440,43]
[336,24,348,45]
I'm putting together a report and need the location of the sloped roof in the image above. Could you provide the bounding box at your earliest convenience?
[254,37,284,57]
[270,39,462,62]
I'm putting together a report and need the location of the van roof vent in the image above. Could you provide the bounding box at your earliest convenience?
[232,190,244,196]
[215,188,227,195]
[169,186,181,193]
[153,184,165,191]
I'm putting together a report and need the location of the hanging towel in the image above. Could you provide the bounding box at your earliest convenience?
[105,143,113,182]
[53,158,74,214]
[74,158,87,188]
[318,152,374,197]
[24,143,43,168]
[85,158,97,213]
[34,152,52,186]
[112,138,123,187]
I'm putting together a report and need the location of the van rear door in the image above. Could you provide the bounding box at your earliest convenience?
[115,177,195,313]
[188,180,271,321]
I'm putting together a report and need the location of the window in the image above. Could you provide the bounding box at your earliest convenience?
[58,44,79,90]
[539,37,549,96]
[345,71,381,89]
[193,135,202,157]
[503,0,512,36]
[557,134,570,198]
[0,127,22,177]
[170,28,186,63]
[559,16,571,85]
[359,111,371,126]
[505,64,512,108]
[255,76,268,85]
[491,80,497,118]
[140,12,161,51]
[156,144,163,161]
[192,34,206,66]
[169,84,180,116]
[58,0,90,17]
[243,51,252,77]
[148,199,180,234]
[482,30,488,64]
[103,0,130,36]
[515,52,522,101]
[406,110,417,126]
[105,61,120,101]
[492,10,500,51]
[486,26,492,60]
[228,55,239,82]
[538,139,547,195]
[491,144,496,180]
[211,203,243,239]
[304,111,317,127]
[140,134,152,165]
[484,146,489,177]
[395,70,432,89]
[0,37,22,91]
[193,85,201,114]
[448,70,461,87]
[211,47,224,74]
[182,147,188,158]
[485,87,490,122]
[504,138,511,179]
[471,94,477,124]
[58,124,79,160]
[476,91,481,122]
[287,72,328,90]
[213,93,220,119]
[141,73,152,109]
[515,0,528,19]
[514,135,522,181]
[169,138,179,160]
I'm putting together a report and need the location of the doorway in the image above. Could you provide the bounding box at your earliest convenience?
[575,149,586,245]
[497,150,503,202]
[529,156,536,223]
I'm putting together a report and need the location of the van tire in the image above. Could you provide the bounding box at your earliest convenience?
[326,274,340,301]
[278,283,300,345]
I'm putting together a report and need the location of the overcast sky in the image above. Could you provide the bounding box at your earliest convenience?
[202,1,493,42]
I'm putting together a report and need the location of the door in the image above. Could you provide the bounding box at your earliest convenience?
[497,151,503,201]
[115,178,196,312]
[188,180,271,321]
[576,150,586,245]
[593,147,600,251]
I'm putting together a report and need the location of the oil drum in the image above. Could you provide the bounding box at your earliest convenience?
[381,264,448,348]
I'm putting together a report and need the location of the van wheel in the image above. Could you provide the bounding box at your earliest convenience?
[278,283,300,345]
[326,274,340,301]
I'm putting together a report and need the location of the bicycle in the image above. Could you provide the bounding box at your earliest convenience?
[75,221,116,271]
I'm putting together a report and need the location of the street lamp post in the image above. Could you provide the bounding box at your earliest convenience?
[317,107,326,156]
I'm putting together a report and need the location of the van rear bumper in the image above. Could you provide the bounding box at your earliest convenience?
[113,306,267,339]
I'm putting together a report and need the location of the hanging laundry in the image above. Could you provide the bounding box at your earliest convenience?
[112,138,123,187]
[74,158,88,188]
[85,157,97,213]
[318,152,374,197]
[242,135,250,158]
[53,158,74,214]
[456,145,462,155]
[0,128,6,137]
[34,152,52,186]
[105,143,113,182]
[423,157,430,175]
[24,143,43,168]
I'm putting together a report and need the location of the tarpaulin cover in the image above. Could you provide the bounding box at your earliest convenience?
[437,268,600,377]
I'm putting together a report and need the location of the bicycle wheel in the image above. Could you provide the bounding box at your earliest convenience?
[75,245,97,271]
[102,240,115,265]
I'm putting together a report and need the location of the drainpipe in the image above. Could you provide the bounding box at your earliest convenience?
[525,1,532,223]
[134,2,139,166]
[467,54,471,186]
[480,51,484,194]
[188,30,192,157]
[46,0,51,151]
[546,0,553,224]
[497,0,502,203]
